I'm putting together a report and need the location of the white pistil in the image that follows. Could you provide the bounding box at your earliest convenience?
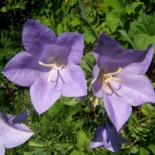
[38,61,65,82]
[100,67,123,94]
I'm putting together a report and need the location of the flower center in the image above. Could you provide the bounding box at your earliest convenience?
[39,60,65,82]
[99,67,123,94]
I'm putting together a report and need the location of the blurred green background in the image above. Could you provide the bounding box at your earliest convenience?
[1,0,155,154]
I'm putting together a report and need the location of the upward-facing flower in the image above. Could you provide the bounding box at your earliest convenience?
[2,19,87,114]
[0,110,33,155]
[92,33,155,131]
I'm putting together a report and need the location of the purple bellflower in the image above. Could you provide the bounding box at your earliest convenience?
[90,123,127,152]
[2,19,87,114]
[92,33,155,131]
[0,110,33,155]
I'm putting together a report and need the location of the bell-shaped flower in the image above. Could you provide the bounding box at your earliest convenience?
[92,33,155,131]
[2,19,87,114]
[0,110,33,155]
[90,123,127,152]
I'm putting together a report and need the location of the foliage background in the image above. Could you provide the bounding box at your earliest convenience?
[1,0,155,154]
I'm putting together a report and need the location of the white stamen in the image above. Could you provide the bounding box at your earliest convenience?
[38,61,65,82]
[100,67,123,94]
[38,61,54,67]
[104,67,122,76]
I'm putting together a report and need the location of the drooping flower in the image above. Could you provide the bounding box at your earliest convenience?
[90,123,127,152]
[0,110,33,155]
[2,19,87,114]
[92,33,155,131]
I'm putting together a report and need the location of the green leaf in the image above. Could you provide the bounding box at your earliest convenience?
[84,26,96,44]
[71,16,81,27]
[149,143,155,154]
[104,0,121,9]
[73,119,84,129]
[76,130,90,151]
[80,59,92,72]
[133,34,155,50]
[127,113,138,131]
[129,14,155,34]
[29,141,45,148]
[129,14,155,49]
[130,146,139,154]
[78,0,87,20]
[48,101,62,116]
[24,148,46,155]
[126,2,144,15]
[139,147,150,155]
[84,52,95,64]
[98,2,109,14]
[24,153,32,155]
[0,6,7,12]
[63,98,78,106]
[118,30,136,48]
[57,23,63,34]
[69,150,81,155]
[141,104,155,116]
[39,16,52,28]
[106,10,122,32]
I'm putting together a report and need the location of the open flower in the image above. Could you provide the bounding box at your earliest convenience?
[92,33,155,131]
[2,19,87,114]
[90,123,127,152]
[0,110,33,155]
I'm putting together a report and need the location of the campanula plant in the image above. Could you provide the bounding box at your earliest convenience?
[0,110,33,155]
[2,19,87,114]
[2,19,155,154]
[92,33,155,131]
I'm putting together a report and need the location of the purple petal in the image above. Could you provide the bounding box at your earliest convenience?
[90,124,127,152]
[2,52,46,87]
[104,93,132,131]
[90,126,104,148]
[94,34,153,73]
[103,123,127,152]
[39,44,69,65]
[57,32,84,64]
[3,125,33,148]
[0,112,33,149]
[92,65,100,83]
[93,33,123,63]
[118,45,154,75]
[92,78,104,98]
[0,144,5,155]
[30,78,61,114]
[114,75,155,106]
[9,110,30,125]
[61,65,87,97]
[22,19,56,56]
[91,65,105,98]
